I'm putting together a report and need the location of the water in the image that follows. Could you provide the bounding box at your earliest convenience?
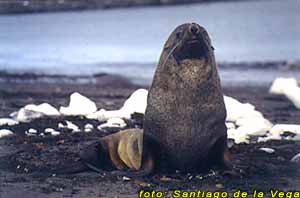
[0,0,299,85]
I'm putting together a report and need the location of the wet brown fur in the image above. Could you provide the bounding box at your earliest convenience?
[144,22,230,172]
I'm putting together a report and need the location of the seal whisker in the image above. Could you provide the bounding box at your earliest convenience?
[161,40,183,68]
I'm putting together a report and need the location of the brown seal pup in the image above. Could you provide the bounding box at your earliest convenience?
[144,22,230,172]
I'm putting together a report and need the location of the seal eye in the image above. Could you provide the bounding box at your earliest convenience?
[176,31,182,39]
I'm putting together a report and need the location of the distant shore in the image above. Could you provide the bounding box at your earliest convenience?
[0,0,259,14]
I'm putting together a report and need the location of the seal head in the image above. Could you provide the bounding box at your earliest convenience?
[167,23,213,61]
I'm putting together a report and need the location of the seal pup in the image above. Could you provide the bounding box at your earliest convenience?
[144,22,230,172]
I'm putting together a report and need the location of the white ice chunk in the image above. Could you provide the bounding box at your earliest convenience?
[84,124,94,129]
[223,95,273,144]
[0,118,19,126]
[227,128,250,144]
[87,89,148,121]
[258,124,300,142]
[270,124,300,135]
[269,78,300,109]
[225,122,235,129]
[224,96,261,122]
[14,103,60,122]
[44,128,60,136]
[259,147,275,154]
[25,103,60,116]
[84,123,94,133]
[236,117,272,127]
[281,86,300,109]
[28,128,37,133]
[98,118,127,129]
[14,108,43,122]
[226,119,271,144]
[235,118,273,136]
[0,129,14,138]
[269,77,298,95]
[60,92,97,116]
[66,121,80,132]
[120,89,148,115]
[84,128,92,133]
[25,128,38,136]
[57,121,80,132]
[58,123,64,129]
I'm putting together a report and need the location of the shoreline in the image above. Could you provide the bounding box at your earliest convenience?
[1,60,300,87]
[0,0,261,15]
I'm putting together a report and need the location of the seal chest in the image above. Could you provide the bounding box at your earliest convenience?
[144,23,228,172]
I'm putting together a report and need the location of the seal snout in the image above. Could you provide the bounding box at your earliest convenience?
[189,23,200,36]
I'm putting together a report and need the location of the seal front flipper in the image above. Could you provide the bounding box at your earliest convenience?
[110,150,155,177]
[80,129,155,176]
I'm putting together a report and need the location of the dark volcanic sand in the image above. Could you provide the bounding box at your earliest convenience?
[0,74,300,198]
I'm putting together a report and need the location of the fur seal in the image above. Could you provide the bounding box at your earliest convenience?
[144,22,230,172]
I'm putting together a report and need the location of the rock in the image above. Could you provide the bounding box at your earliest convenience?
[122,176,131,181]
[259,147,275,154]
[227,139,235,149]
[60,92,97,116]
[215,183,224,189]
[291,153,300,163]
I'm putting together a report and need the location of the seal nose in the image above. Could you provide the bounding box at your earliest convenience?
[189,24,199,35]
